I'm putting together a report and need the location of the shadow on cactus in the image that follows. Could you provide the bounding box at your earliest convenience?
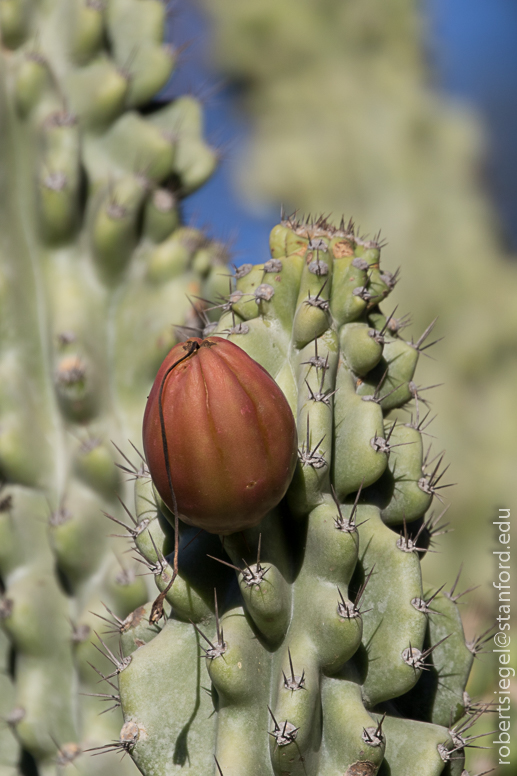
[91,217,492,776]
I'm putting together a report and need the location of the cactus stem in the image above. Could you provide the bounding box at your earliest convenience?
[104,495,145,539]
[241,556,268,587]
[392,313,414,336]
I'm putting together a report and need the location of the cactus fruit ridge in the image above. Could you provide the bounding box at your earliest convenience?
[143,336,298,534]
[0,2,228,774]
[103,216,485,776]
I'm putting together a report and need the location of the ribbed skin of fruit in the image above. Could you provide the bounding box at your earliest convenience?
[143,336,298,534]
[0,2,227,775]
[109,219,475,776]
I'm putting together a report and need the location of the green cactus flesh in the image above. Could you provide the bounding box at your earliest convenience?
[106,217,477,776]
[0,2,227,774]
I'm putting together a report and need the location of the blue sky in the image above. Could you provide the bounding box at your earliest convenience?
[164,0,517,263]
[428,0,517,248]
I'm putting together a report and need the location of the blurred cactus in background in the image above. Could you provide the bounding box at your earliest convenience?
[0,1,227,774]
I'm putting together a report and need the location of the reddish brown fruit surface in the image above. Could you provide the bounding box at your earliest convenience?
[142,337,298,534]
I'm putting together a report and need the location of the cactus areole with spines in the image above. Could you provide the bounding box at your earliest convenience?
[143,336,298,534]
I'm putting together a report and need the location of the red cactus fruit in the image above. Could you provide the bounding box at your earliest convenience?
[142,337,298,534]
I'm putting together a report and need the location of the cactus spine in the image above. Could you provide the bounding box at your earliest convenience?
[106,217,482,776]
[0,2,227,774]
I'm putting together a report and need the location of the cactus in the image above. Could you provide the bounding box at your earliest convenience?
[101,216,486,776]
[203,0,517,653]
[0,1,227,774]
